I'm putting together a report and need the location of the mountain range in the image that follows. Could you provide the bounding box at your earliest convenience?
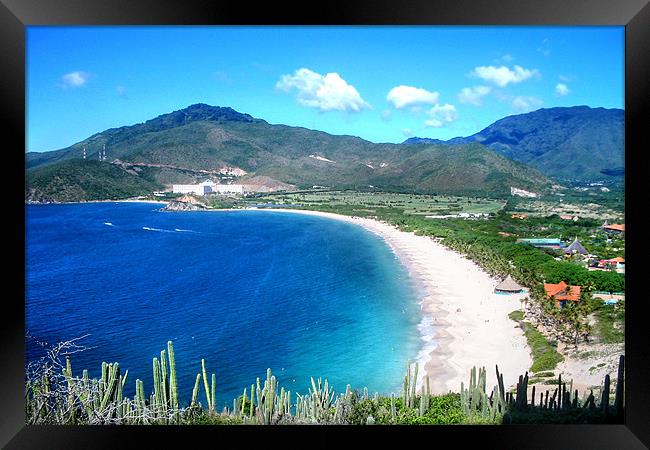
[403,106,624,181]
[26,104,623,202]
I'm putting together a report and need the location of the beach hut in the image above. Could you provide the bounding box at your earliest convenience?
[494,275,524,294]
[564,236,588,255]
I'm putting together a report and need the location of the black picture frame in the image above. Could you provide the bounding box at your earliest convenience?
[3,0,648,448]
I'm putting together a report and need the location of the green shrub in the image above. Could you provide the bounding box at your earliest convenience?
[508,310,525,321]
[521,322,564,372]
[395,394,466,425]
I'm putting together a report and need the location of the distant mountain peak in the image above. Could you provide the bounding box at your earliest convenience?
[402,137,447,145]
[158,103,261,123]
[403,105,624,181]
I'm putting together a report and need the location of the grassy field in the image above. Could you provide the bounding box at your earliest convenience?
[238,189,624,261]
[506,195,624,221]
[245,190,506,216]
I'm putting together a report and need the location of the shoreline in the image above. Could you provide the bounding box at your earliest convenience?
[27,199,169,205]
[33,201,533,392]
[234,208,533,393]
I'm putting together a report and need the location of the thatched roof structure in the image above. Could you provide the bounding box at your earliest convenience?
[494,275,524,293]
[564,237,587,255]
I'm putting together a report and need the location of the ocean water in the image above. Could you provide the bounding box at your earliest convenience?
[26,203,423,410]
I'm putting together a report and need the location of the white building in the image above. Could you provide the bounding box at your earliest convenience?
[172,180,244,196]
[214,184,244,194]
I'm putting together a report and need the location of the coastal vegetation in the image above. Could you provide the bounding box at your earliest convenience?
[589,298,625,344]
[25,338,624,425]
[508,310,564,373]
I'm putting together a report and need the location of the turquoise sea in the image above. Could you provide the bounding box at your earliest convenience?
[26,203,423,410]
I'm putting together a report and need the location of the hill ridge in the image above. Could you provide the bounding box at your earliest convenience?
[403,106,624,181]
[26,103,557,202]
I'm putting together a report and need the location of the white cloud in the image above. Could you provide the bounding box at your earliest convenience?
[425,104,457,128]
[471,65,539,87]
[60,71,89,88]
[512,96,544,112]
[386,85,440,109]
[402,128,414,137]
[380,109,392,121]
[458,85,492,106]
[116,85,127,98]
[276,68,370,112]
[555,83,571,96]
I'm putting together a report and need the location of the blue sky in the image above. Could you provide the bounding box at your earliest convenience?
[26,26,624,152]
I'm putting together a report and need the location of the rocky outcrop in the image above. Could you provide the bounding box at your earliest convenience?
[25,188,55,204]
[160,201,206,211]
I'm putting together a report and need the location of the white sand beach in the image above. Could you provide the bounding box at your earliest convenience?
[248,208,533,394]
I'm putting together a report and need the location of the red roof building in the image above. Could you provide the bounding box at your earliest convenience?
[544,281,581,308]
[603,224,625,233]
[600,256,625,264]
[598,257,625,271]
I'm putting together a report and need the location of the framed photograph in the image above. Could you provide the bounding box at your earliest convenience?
[3,0,648,447]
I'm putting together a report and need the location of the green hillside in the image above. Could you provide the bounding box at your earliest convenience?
[26,159,164,202]
[26,103,554,201]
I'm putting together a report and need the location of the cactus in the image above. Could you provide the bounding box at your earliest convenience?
[614,355,625,418]
[403,362,410,408]
[99,362,119,412]
[411,362,418,409]
[152,357,162,415]
[249,383,255,419]
[160,350,168,406]
[134,379,144,420]
[190,373,201,406]
[200,359,211,412]
[601,374,610,415]
[167,341,178,417]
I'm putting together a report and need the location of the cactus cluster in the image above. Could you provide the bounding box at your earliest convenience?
[459,355,625,423]
[25,339,625,425]
[26,340,185,424]
[459,366,505,422]
[295,376,336,423]
[239,368,292,424]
